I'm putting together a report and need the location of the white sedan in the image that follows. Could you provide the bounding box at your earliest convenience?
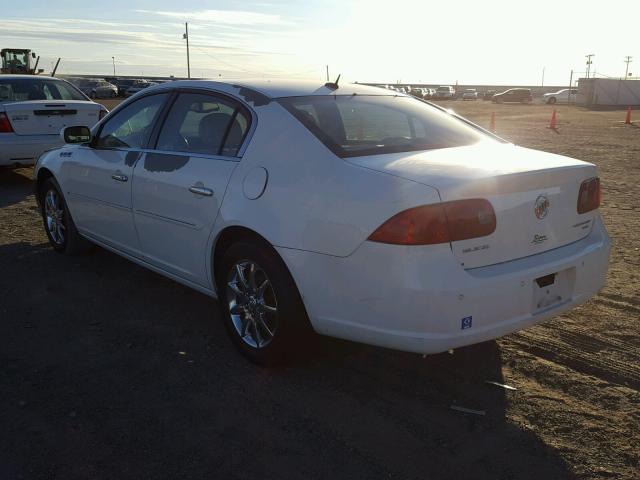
[542,88,578,104]
[0,75,107,167]
[34,80,610,365]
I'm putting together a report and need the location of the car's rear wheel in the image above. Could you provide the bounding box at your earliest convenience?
[217,240,310,365]
[548,97,557,104]
[40,178,91,255]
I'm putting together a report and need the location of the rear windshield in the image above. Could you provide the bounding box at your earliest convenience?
[278,95,489,158]
[0,78,87,103]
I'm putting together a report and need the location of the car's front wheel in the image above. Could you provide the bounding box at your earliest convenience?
[40,178,91,255]
[218,240,310,365]
[547,97,557,104]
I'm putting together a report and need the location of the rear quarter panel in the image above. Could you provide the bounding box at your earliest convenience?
[215,102,441,258]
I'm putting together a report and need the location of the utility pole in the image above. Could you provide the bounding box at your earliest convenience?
[112,56,115,77]
[183,22,191,79]
[585,54,594,79]
[624,56,632,79]
[326,65,329,82]
[541,66,545,86]
[568,69,574,103]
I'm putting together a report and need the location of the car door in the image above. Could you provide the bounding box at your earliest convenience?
[65,92,170,256]
[132,90,252,287]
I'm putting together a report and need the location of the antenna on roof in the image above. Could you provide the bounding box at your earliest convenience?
[325,74,341,90]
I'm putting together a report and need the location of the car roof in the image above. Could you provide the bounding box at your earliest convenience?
[0,75,65,81]
[149,79,403,100]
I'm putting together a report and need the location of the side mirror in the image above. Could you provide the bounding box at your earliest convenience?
[62,125,91,144]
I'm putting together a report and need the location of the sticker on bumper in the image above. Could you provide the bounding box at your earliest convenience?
[461,316,473,330]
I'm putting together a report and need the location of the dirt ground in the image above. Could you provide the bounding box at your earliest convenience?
[1,99,638,479]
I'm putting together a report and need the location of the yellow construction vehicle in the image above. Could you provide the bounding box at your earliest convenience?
[1,48,50,75]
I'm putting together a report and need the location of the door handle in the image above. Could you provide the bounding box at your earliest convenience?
[111,173,128,182]
[189,186,214,196]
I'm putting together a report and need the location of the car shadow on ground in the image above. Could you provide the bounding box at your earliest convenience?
[0,241,577,480]
[0,167,34,208]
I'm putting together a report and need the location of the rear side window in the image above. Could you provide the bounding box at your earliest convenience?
[155,92,250,157]
[279,95,488,158]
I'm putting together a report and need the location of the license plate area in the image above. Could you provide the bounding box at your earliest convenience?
[533,268,575,313]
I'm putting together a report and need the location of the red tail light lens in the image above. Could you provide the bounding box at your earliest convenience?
[577,177,601,214]
[368,199,496,245]
[0,112,14,133]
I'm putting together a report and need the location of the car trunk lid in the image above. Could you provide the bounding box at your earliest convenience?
[2,100,100,135]
[348,143,599,268]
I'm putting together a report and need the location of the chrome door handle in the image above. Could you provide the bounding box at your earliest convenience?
[111,173,128,182]
[189,186,214,196]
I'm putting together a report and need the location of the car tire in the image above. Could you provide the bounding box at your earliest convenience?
[110,91,116,98]
[39,178,92,255]
[548,97,557,105]
[217,240,311,366]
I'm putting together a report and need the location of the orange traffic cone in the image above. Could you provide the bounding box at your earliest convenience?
[625,106,632,124]
[548,109,557,130]
[489,112,496,133]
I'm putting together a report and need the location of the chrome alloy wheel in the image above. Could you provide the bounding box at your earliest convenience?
[44,189,65,245]
[226,260,278,348]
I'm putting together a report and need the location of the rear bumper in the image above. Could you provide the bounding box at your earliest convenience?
[0,134,63,166]
[278,216,610,354]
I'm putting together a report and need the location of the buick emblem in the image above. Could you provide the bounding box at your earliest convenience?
[534,195,550,219]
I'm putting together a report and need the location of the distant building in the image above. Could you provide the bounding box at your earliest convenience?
[577,78,640,106]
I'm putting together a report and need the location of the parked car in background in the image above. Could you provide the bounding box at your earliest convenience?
[435,85,456,99]
[115,79,148,97]
[482,90,497,101]
[33,79,609,365]
[422,88,436,99]
[76,79,118,99]
[124,80,152,97]
[462,89,478,100]
[492,88,533,104]
[0,75,106,166]
[410,88,425,99]
[542,88,578,104]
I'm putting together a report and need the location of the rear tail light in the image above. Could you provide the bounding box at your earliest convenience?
[577,177,601,214]
[99,108,108,120]
[0,112,14,133]
[368,199,496,245]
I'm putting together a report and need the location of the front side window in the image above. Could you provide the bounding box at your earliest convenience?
[279,95,490,158]
[155,92,250,157]
[96,93,168,149]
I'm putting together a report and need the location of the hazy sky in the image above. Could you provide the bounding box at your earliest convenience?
[1,0,638,85]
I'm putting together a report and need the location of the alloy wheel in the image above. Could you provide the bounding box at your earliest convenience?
[44,189,65,245]
[226,260,278,348]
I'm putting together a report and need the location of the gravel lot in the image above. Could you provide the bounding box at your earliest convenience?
[1,99,638,479]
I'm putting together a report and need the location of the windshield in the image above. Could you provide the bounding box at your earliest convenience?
[0,78,88,103]
[279,95,490,158]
